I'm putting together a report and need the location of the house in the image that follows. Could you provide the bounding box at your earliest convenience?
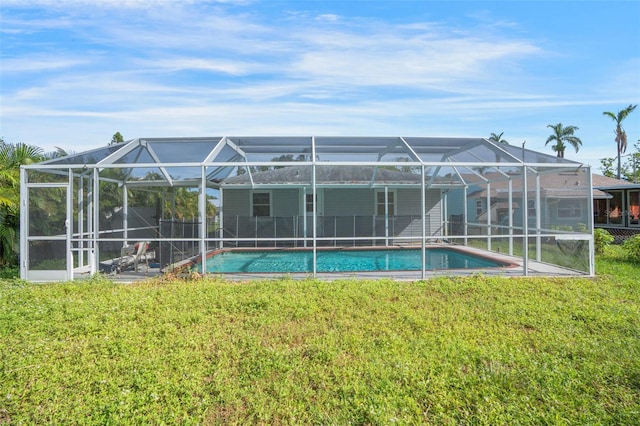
[592,174,640,240]
[445,168,593,234]
[218,165,442,246]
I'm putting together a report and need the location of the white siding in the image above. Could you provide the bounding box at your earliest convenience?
[426,189,442,236]
[396,188,442,237]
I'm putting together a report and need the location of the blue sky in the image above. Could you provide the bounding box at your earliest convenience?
[1,0,638,171]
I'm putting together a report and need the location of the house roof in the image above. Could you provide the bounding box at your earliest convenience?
[222,165,423,186]
[592,174,640,190]
[466,172,626,200]
[466,170,593,199]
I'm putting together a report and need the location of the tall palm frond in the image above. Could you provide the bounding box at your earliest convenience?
[489,132,509,144]
[545,123,582,158]
[44,146,71,159]
[603,104,638,180]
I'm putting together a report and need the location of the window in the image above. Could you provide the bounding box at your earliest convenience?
[630,190,639,224]
[476,200,483,216]
[306,193,314,213]
[557,199,581,218]
[303,190,322,216]
[608,192,623,224]
[252,192,270,217]
[594,199,608,224]
[376,191,395,216]
[527,200,536,217]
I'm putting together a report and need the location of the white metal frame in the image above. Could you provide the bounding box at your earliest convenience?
[19,136,594,281]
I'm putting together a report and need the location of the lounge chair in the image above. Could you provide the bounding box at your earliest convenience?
[117,241,150,272]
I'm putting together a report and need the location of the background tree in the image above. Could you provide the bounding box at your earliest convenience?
[488,132,509,164]
[603,104,637,180]
[488,132,509,145]
[599,140,640,182]
[545,123,582,158]
[621,140,640,183]
[110,132,125,145]
[599,157,616,178]
[45,146,71,159]
[0,139,45,265]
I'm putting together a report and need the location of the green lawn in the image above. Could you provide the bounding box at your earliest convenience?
[1,249,638,424]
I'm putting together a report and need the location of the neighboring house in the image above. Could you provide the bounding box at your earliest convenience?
[219,165,442,246]
[592,174,640,240]
[445,169,593,233]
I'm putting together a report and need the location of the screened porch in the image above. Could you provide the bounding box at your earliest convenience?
[20,136,594,281]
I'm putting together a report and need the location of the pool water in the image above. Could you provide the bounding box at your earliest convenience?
[201,248,506,273]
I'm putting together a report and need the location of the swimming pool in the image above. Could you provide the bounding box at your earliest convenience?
[198,247,509,274]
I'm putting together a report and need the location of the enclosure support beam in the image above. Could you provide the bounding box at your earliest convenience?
[463,186,468,245]
[78,176,84,269]
[312,137,317,276]
[421,165,426,280]
[92,168,100,277]
[87,176,94,275]
[200,166,207,275]
[487,182,492,251]
[535,173,541,262]
[66,170,73,280]
[123,184,128,246]
[384,186,389,246]
[219,188,224,249]
[19,168,27,280]
[442,190,448,237]
[508,178,513,255]
[587,170,595,276]
[303,187,307,248]
[522,166,529,276]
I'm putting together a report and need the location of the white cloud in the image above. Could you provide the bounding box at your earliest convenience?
[0,57,89,73]
[315,14,340,23]
[135,57,258,76]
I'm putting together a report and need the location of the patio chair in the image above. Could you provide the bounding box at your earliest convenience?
[117,241,150,272]
[133,241,150,272]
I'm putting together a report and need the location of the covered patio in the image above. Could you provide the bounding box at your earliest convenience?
[20,136,594,281]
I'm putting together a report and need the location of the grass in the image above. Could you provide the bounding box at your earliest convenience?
[1,249,639,424]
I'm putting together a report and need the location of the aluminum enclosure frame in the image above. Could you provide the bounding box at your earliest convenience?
[20,136,594,281]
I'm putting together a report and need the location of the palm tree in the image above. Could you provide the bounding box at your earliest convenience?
[603,104,637,180]
[489,132,509,145]
[545,123,582,158]
[0,139,45,265]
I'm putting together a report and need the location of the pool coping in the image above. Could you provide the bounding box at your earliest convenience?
[165,244,521,275]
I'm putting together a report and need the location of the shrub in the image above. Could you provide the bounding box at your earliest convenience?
[593,228,614,255]
[0,265,19,280]
[551,225,574,232]
[574,223,588,233]
[622,234,640,261]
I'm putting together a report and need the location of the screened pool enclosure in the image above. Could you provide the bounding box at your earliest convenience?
[20,136,594,281]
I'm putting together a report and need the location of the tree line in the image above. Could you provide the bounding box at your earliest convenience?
[490,104,638,181]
